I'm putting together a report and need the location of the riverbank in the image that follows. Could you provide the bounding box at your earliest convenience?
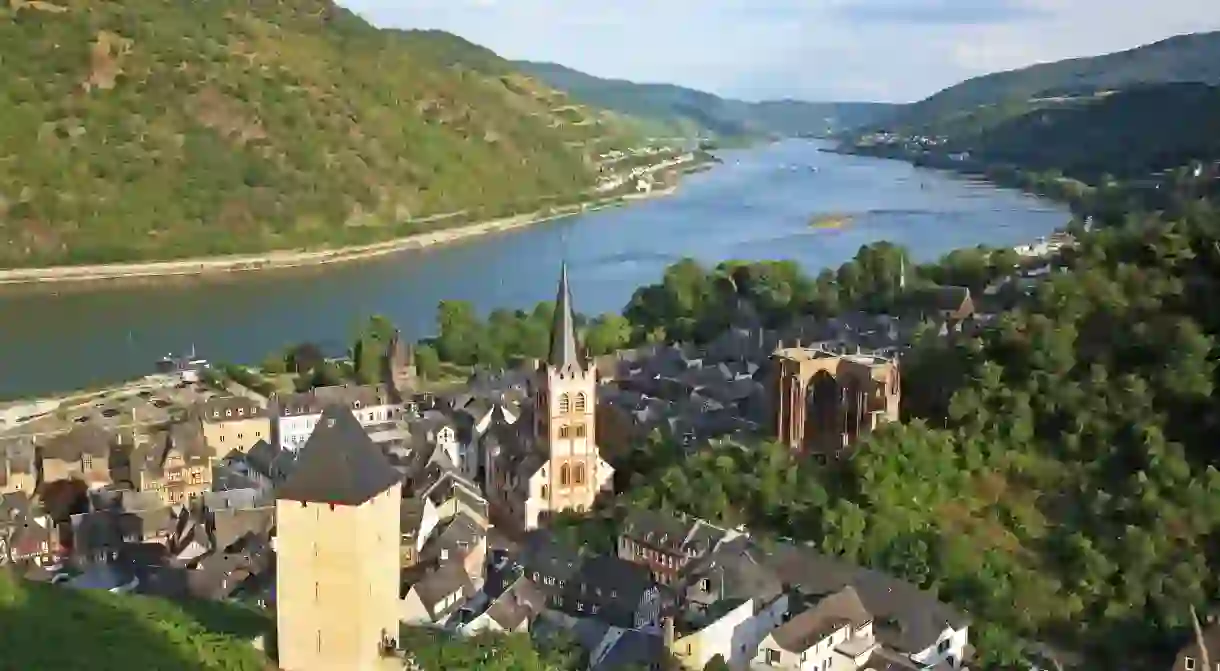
[0,185,680,290]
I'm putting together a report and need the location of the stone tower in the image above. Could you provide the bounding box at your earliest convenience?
[383,329,416,401]
[275,405,403,671]
[533,263,604,514]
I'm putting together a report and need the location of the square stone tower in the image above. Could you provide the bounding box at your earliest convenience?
[275,405,403,671]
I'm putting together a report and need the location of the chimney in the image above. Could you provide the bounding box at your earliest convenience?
[663,615,675,649]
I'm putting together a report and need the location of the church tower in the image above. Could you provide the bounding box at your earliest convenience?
[533,263,605,514]
[275,405,403,671]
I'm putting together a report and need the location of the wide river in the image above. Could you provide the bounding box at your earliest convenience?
[0,140,1068,398]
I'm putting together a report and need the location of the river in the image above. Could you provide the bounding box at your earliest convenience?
[0,140,1068,398]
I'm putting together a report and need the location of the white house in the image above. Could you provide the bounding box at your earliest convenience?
[272,385,401,452]
[754,587,876,671]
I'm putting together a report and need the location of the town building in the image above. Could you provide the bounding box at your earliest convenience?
[617,508,732,585]
[383,330,418,402]
[196,396,271,458]
[36,424,113,490]
[772,347,900,458]
[275,405,403,671]
[1170,619,1220,671]
[0,439,36,495]
[272,384,402,452]
[131,422,213,506]
[486,264,615,530]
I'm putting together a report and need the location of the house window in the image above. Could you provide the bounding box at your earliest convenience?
[938,639,951,653]
[574,464,586,485]
[225,409,232,417]
[574,393,587,413]
[1184,658,1195,671]
[766,649,780,665]
[81,456,93,470]
[560,464,570,486]
[559,394,571,414]
[189,470,202,484]
[559,425,571,439]
[541,485,549,499]
[574,423,586,438]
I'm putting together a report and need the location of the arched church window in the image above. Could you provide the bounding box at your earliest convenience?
[574,463,586,485]
[559,394,571,414]
[560,464,570,485]
[574,392,587,413]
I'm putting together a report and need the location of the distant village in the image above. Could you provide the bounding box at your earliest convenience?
[3,244,1160,671]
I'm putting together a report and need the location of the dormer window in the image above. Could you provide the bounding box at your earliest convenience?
[225,409,232,417]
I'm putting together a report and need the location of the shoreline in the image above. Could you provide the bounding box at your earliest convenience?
[0,186,679,290]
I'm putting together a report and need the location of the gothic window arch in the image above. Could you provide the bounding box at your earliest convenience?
[574,463,586,485]
[560,464,570,486]
[559,393,571,414]
[574,392,587,413]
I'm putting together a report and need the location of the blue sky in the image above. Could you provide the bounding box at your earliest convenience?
[341,0,1220,103]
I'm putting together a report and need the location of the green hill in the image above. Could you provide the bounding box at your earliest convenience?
[514,60,894,139]
[946,83,1220,181]
[881,30,1220,134]
[0,569,272,671]
[0,1,635,268]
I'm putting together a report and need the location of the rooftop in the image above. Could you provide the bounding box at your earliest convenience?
[275,405,401,506]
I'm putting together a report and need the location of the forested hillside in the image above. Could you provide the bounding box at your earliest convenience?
[0,0,632,268]
[515,60,895,138]
[881,30,1220,133]
[949,83,1220,181]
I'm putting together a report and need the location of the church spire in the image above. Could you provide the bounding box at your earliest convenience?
[548,262,582,370]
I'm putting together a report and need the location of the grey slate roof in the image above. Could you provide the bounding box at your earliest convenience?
[762,542,969,655]
[275,405,400,506]
[548,262,584,371]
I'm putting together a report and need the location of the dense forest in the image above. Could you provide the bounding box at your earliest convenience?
[949,83,1220,181]
[0,0,636,268]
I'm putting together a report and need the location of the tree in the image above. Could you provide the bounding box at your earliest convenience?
[584,313,632,355]
[414,343,442,380]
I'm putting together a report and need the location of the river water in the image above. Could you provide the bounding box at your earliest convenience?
[0,140,1068,398]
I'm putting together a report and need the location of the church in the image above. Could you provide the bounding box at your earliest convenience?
[483,263,615,529]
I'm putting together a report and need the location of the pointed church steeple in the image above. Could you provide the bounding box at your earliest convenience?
[548,262,582,371]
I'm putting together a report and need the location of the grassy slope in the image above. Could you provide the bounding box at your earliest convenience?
[514,60,895,138]
[882,30,1220,134]
[0,1,635,268]
[0,569,273,671]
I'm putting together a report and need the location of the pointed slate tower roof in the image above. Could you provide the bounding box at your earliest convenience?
[548,262,583,371]
[275,405,401,506]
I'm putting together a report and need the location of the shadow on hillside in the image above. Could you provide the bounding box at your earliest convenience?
[0,570,275,671]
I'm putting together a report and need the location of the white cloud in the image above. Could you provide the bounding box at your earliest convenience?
[339,0,1220,102]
